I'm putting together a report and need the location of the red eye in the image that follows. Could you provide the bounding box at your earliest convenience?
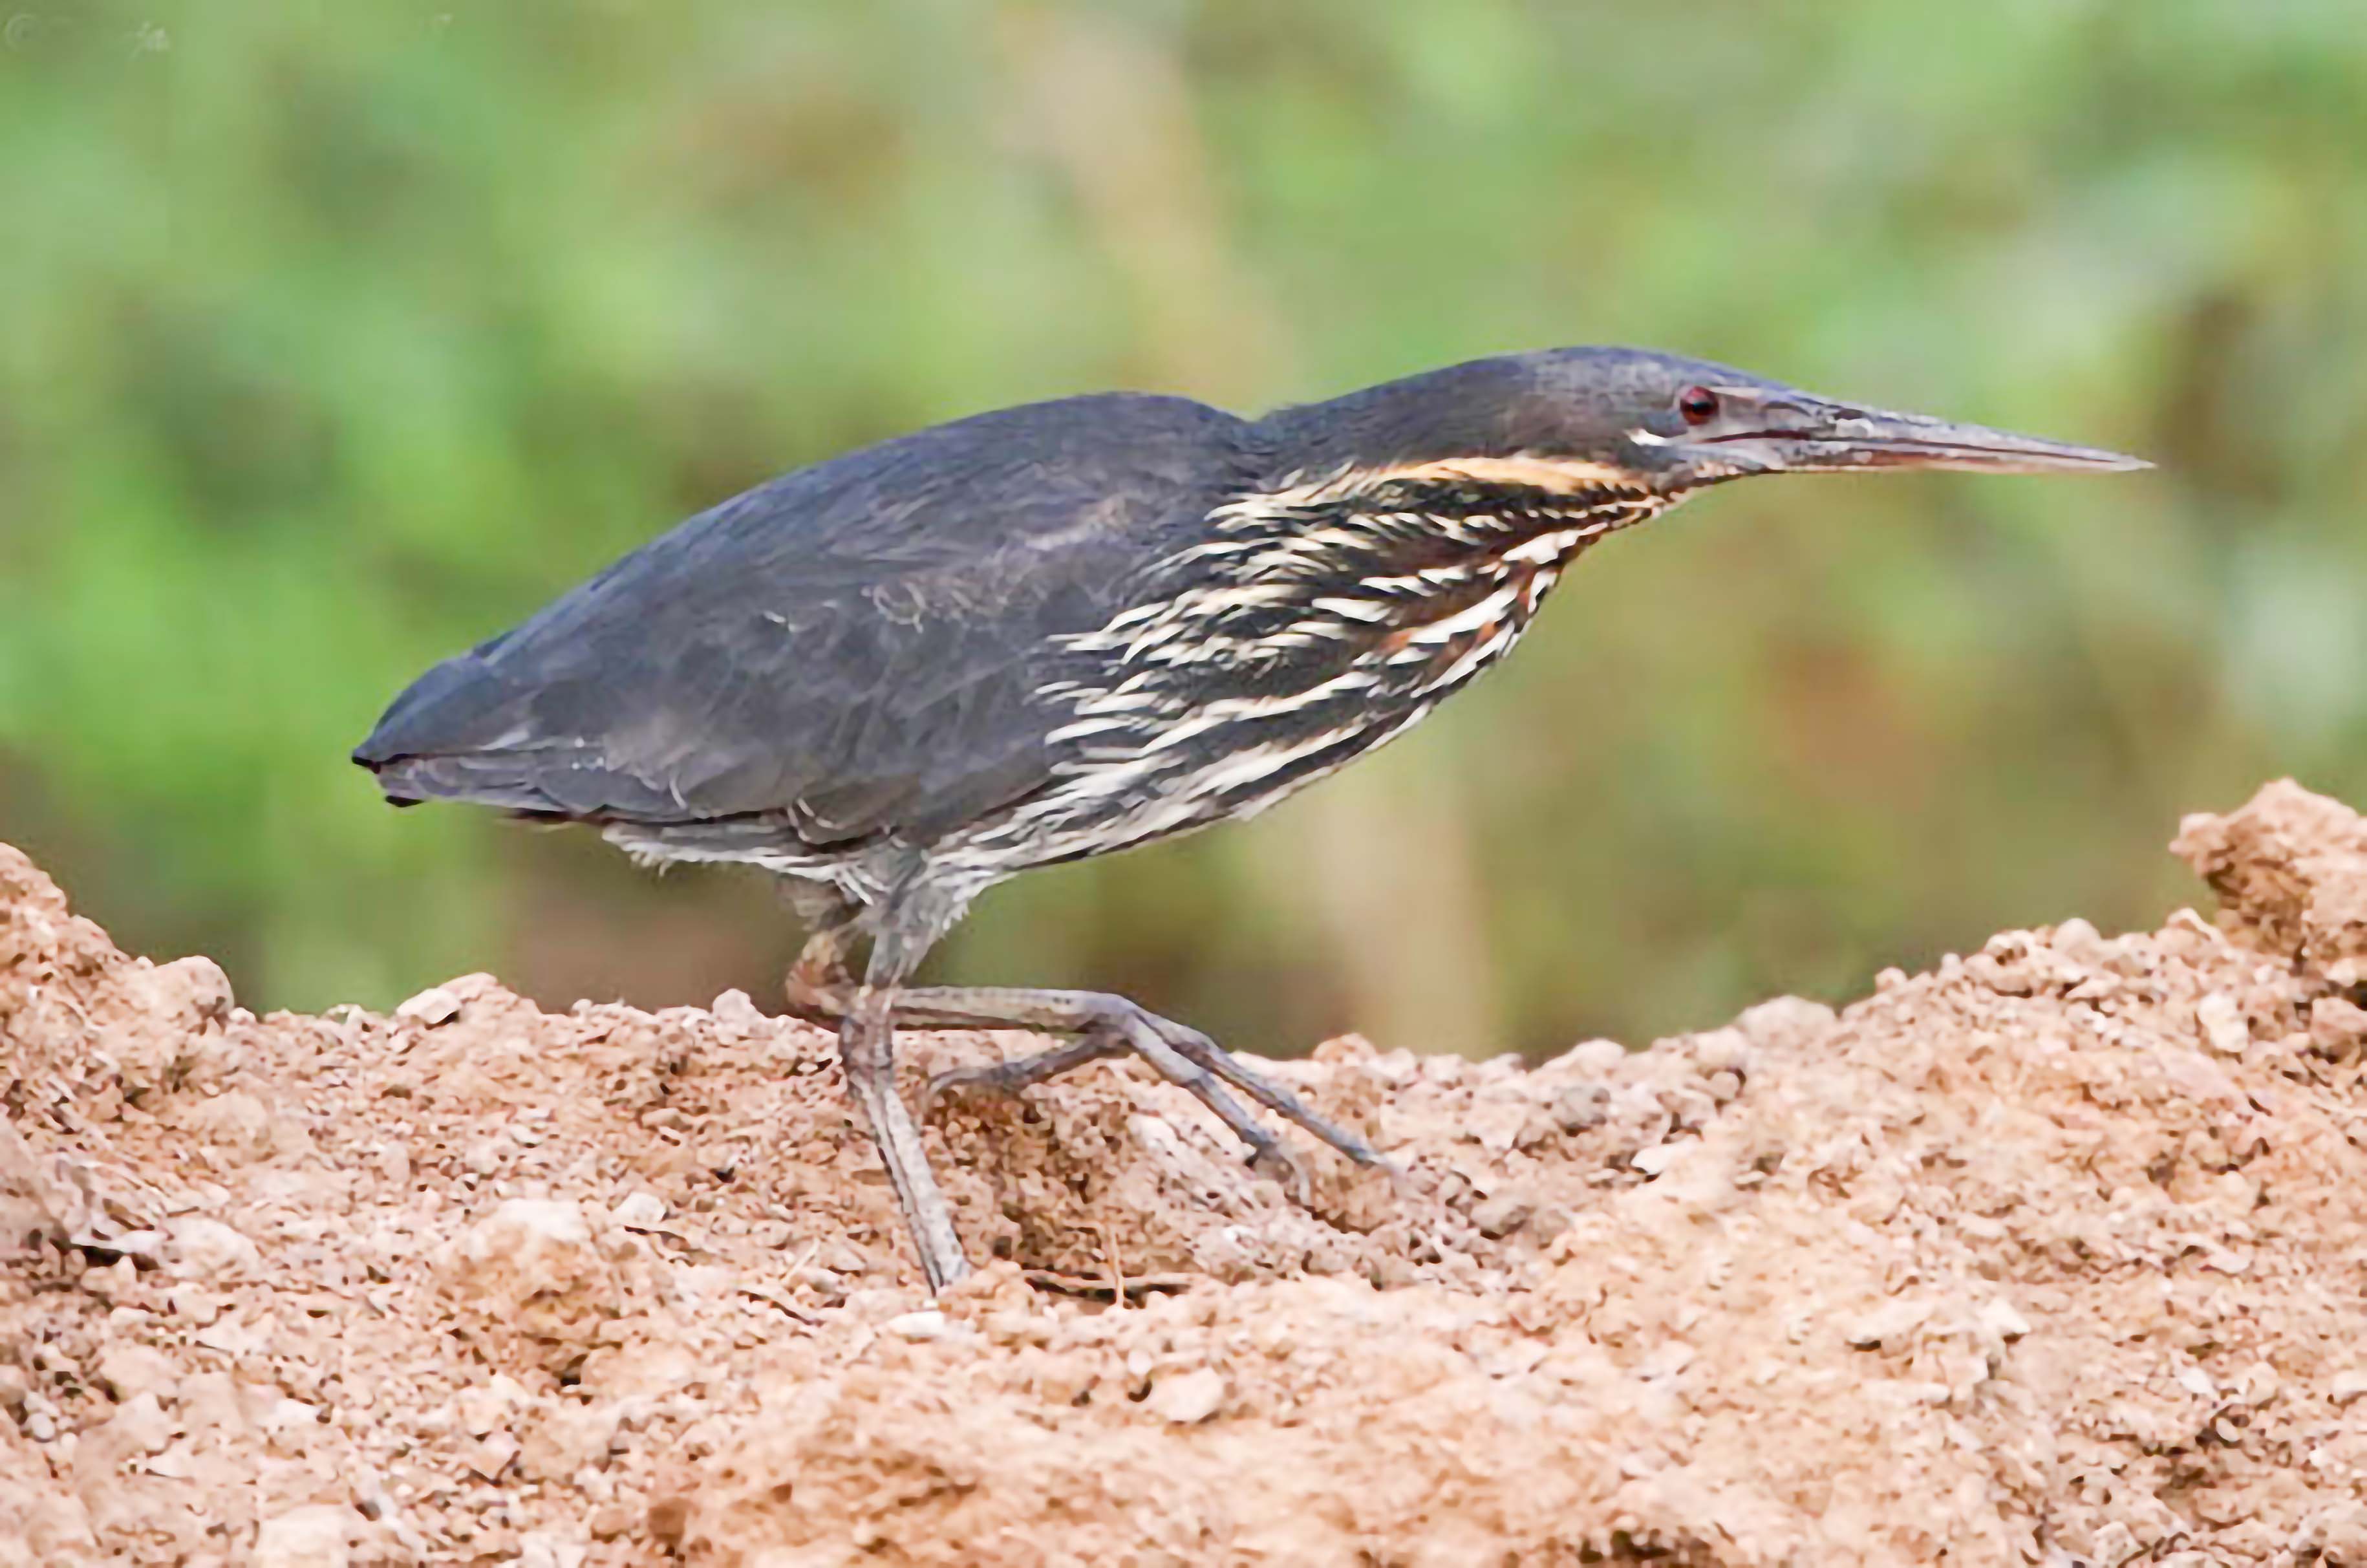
[1677,385,1720,425]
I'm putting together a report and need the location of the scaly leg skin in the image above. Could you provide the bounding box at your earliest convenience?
[826,916,974,1294]
[838,985,972,1293]
[786,965,1391,1200]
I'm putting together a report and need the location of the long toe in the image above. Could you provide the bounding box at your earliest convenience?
[1242,1140,1316,1208]
[1148,1019,1395,1173]
[918,1033,1121,1117]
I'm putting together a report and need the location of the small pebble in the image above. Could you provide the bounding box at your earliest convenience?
[613,1192,669,1229]
[2197,994,2249,1055]
[887,1309,951,1341]
[1631,1140,1690,1177]
[253,1505,359,1568]
[710,989,769,1037]
[2050,917,2107,962]
[1145,1367,1228,1424]
[165,1216,262,1281]
[1551,1085,1608,1133]
[1845,1300,1931,1349]
[1977,1299,2031,1342]
[1471,1194,1534,1240]
[395,985,464,1027]
[2311,995,2367,1057]
[1558,1039,1629,1075]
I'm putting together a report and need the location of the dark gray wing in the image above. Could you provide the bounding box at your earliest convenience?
[355,393,1242,846]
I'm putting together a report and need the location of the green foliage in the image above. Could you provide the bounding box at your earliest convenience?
[3,0,2362,1055]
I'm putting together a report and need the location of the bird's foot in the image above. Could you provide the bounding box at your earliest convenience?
[899,987,1393,1200]
[785,973,1391,1203]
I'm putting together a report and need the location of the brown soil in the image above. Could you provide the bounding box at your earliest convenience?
[6,781,2367,1565]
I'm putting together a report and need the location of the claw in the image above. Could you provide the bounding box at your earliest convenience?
[1246,1142,1315,1207]
[1146,1019,1389,1172]
[914,1071,961,1122]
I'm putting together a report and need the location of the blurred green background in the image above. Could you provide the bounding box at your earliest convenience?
[3,0,2362,1059]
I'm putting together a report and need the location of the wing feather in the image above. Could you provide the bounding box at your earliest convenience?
[355,393,1240,850]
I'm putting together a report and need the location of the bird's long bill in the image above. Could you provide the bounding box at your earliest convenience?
[1724,402,2152,476]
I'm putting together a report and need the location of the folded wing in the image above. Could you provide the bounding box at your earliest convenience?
[354,394,1241,848]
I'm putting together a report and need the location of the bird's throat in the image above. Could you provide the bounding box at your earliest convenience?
[1226,465,1673,698]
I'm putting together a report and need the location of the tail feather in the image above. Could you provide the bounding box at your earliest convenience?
[361,752,566,812]
[361,747,692,821]
[356,652,700,822]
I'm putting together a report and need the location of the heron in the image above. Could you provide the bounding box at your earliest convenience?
[356,346,2147,1290]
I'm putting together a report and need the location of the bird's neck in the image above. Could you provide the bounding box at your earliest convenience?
[1194,457,1678,652]
[1217,455,1667,569]
[1025,460,1674,861]
[1078,456,1676,706]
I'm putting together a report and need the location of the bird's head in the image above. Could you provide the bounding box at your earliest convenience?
[1092,347,2150,727]
[1530,347,2149,491]
[1176,348,2150,693]
[1257,346,2148,504]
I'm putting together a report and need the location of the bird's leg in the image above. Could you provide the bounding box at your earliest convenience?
[834,930,972,1294]
[777,888,1384,1200]
[782,916,861,1018]
[793,979,1387,1192]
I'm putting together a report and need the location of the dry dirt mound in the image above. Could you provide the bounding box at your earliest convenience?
[6,782,2367,1565]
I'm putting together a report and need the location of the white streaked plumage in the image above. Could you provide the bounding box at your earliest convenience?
[928,460,1672,883]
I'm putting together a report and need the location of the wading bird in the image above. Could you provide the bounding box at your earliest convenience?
[356,347,2146,1289]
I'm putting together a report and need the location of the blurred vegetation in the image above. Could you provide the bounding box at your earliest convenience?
[2,0,2362,1060]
